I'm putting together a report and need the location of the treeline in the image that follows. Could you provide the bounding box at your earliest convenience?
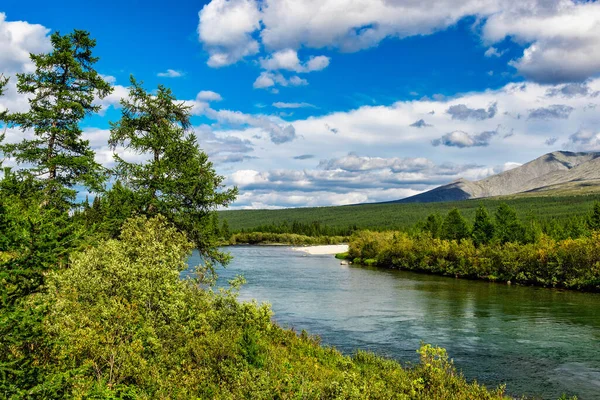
[346,203,600,291]
[229,231,349,246]
[415,202,600,244]
[236,220,358,237]
[0,30,509,398]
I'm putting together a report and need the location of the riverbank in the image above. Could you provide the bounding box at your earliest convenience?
[228,231,348,246]
[346,230,600,292]
[291,244,349,255]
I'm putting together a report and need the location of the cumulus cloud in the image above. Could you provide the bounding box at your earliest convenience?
[157,69,184,78]
[567,128,600,150]
[484,46,505,57]
[225,154,514,208]
[0,13,51,74]
[410,119,432,128]
[317,153,434,172]
[446,102,497,120]
[196,90,223,102]
[197,0,261,67]
[483,1,600,83]
[253,71,308,89]
[205,108,297,144]
[528,104,574,120]
[260,49,330,72]
[432,130,498,148]
[198,1,600,83]
[546,82,599,98]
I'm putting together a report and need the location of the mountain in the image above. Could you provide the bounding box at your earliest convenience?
[395,151,600,203]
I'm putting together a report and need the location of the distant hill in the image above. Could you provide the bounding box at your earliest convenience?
[394,151,600,203]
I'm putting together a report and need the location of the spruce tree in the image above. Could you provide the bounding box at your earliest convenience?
[441,208,470,241]
[109,77,237,265]
[2,31,112,205]
[588,201,600,231]
[494,203,525,244]
[423,213,443,238]
[471,205,494,246]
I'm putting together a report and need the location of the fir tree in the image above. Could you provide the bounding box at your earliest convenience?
[109,77,237,265]
[494,203,525,244]
[588,201,600,231]
[423,213,443,238]
[2,31,112,205]
[471,205,494,246]
[441,208,470,241]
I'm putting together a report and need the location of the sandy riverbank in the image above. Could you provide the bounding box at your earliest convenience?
[291,244,349,255]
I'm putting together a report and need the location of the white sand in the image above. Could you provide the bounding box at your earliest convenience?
[291,244,349,255]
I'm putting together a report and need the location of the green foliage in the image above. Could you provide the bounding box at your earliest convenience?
[0,186,87,398]
[494,203,525,244]
[109,77,237,265]
[472,205,495,246]
[589,201,600,230]
[229,231,348,245]
[423,213,443,238]
[0,73,8,122]
[2,30,112,204]
[441,208,470,241]
[349,229,600,291]
[222,194,600,239]
[41,216,507,399]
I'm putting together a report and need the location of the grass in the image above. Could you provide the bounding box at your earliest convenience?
[220,193,600,232]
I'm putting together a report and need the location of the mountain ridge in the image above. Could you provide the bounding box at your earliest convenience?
[394,151,600,203]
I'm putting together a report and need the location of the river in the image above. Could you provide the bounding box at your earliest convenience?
[185,245,600,399]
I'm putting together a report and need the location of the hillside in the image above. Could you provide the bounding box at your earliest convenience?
[396,151,600,203]
[220,194,600,233]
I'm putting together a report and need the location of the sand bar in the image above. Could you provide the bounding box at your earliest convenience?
[291,244,349,255]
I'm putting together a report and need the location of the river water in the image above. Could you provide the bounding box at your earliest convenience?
[186,245,600,399]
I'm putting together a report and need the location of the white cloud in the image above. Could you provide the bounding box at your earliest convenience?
[157,69,184,78]
[484,46,506,57]
[196,90,223,102]
[0,13,51,115]
[482,1,600,83]
[0,12,51,75]
[199,1,600,83]
[253,71,308,89]
[198,0,261,67]
[260,49,330,72]
[272,101,315,109]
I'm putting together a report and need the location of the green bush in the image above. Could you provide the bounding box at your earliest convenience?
[348,230,600,291]
[39,216,508,399]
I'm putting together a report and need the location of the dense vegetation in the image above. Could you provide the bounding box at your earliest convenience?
[0,30,512,399]
[345,204,600,291]
[220,195,600,238]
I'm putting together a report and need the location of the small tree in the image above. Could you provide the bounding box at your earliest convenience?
[441,208,470,241]
[2,30,112,205]
[494,203,525,244]
[471,205,494,246]
[423,213,443,238]
[588,201,600,231]
[109,77,237,265]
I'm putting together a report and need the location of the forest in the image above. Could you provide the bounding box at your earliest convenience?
[341,203,600,291]
[0,30,514,399]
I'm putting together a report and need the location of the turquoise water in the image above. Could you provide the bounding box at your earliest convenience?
[186,246,600,399]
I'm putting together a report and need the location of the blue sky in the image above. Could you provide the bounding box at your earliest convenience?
[2,1,600,208]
